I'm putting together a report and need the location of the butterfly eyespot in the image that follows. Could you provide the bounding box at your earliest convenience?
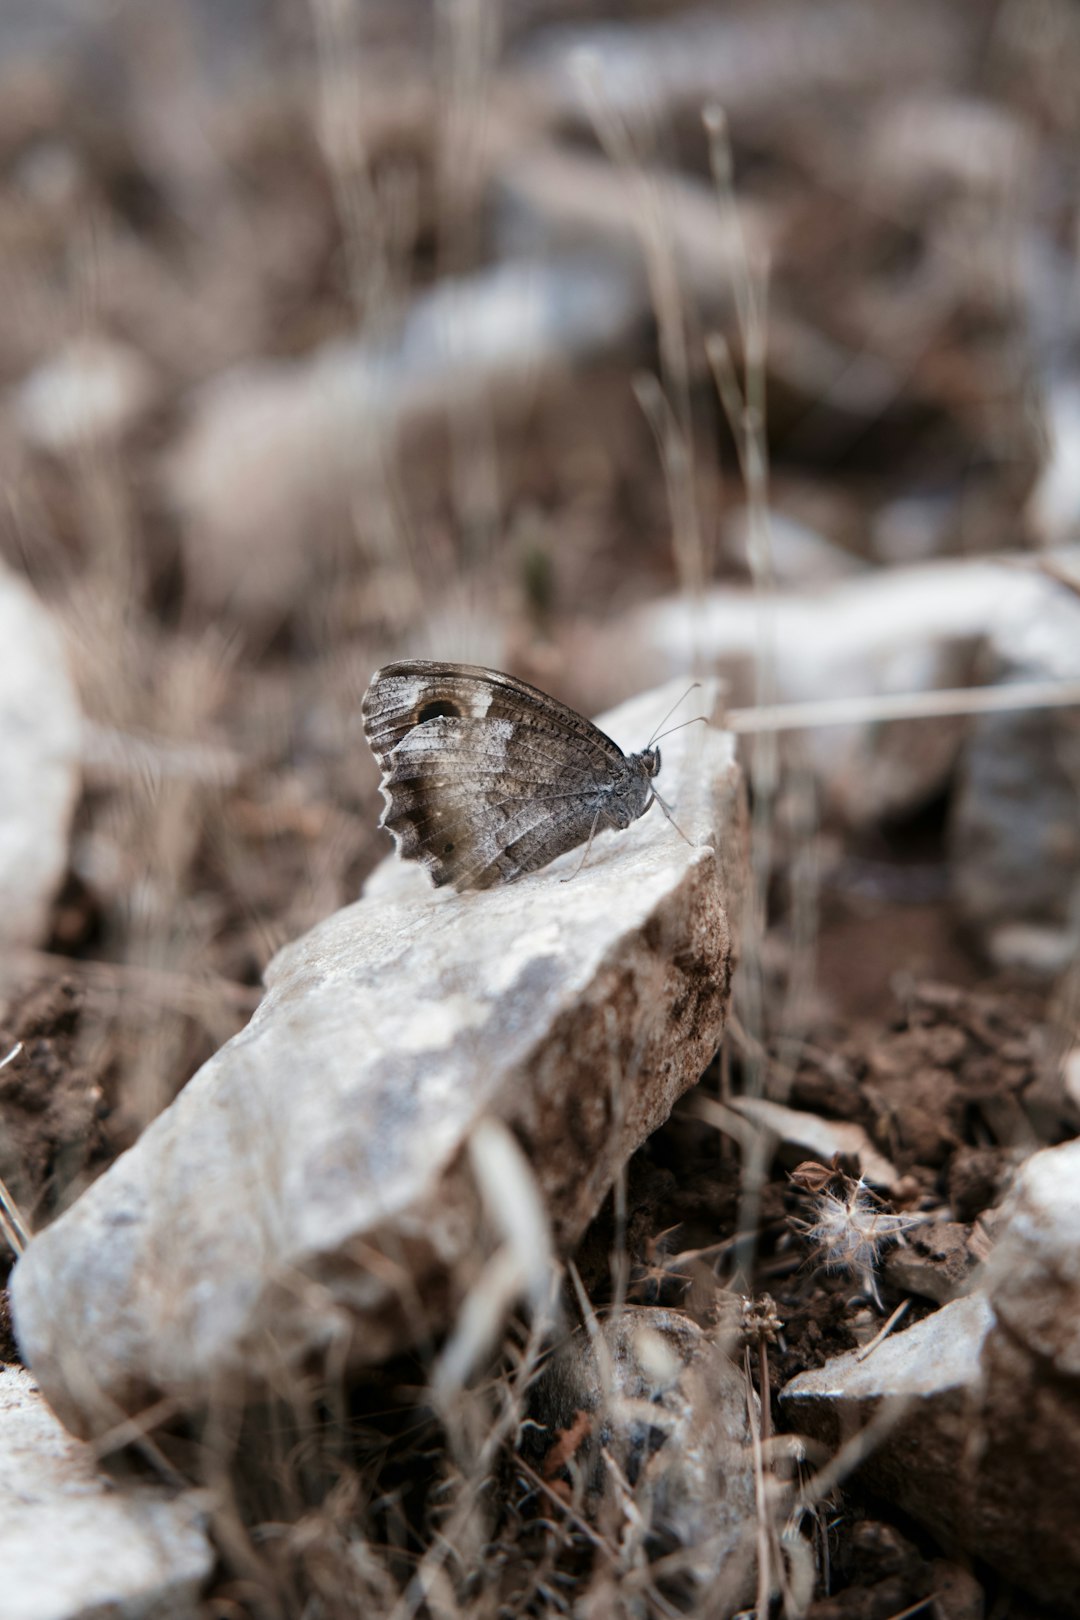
[416,698,461,724]
[443,841,455,855]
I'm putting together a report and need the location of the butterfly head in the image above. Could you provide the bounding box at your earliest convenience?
[641,746,661,779]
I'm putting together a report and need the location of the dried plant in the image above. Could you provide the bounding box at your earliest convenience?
[789,1163,921,1310]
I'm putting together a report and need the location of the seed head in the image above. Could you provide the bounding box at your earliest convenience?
[790,1163,920,1309]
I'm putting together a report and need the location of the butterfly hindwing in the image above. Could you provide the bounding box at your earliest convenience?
[361,661,655,890]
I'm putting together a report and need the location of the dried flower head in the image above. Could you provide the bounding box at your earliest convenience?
[789,1163,921,1309]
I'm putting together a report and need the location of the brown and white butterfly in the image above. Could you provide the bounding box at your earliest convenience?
[361,661,688,892]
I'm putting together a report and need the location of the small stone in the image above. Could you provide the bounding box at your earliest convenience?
[0,563,81,949]
[867,95,1033,202]
[947,1146,1008,1223]
[14,337,155,453]
[12,681,745,1437]
[929,1558,985,1620]
[883,1220,980,1304]
[529,1307,757,1604]
[0,1364,212,1620]
[725,1095,900,1192]
[984,1138,1080,1375]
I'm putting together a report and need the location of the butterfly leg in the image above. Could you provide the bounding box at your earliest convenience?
[559,807,605,883]
[650,789,694,847]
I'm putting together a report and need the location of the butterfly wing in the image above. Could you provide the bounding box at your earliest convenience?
[361,661,634,890]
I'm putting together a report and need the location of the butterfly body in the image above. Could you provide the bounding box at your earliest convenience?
[361,661,662,891]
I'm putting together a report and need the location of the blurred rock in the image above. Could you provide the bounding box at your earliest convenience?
[872,492,958,566]
[949,565,1080,972]
[984,1138,1080,1376]
[168,255,641,625]
[724,506,865,587]
[1028,381,1080,546]
[636,554,1036,823]
[0,563,80,950]
[495,144,773,317]
[13,337,156,453]
[530,1308,757,1604]
[929,1560,985,1620]
[0,1364,212,1620]
[781,1141,1080,1614]
[520,0,964,134]
[866,95,1034,202]
[12,681,746,1437]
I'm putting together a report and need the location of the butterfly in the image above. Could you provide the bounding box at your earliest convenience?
[361,661,689,892]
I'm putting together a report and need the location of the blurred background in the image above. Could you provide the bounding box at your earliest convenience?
[1,0,1079,1204]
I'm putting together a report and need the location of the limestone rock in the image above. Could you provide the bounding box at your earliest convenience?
[0,563,81,951]
[781,1140,1080,1614]
[12,680,745,1438]
[0,1364,212,1620]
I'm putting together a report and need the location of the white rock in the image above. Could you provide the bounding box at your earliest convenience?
[0,1365,212,1620]
[723,506,865,587]
[645,554,1076,711]
[866,95,1034,201]
[983,1138,1080,1376]
[14,337,155,453]
[782,1291,993,1407]
[781,1141,1080,1612]
[12,680,745,1437]
[0,564,81,947]
[725,1095,899,1192]
[1028,381,1080,546]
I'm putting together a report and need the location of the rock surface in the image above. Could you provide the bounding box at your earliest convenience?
[781,1140,1080,1614]
[13,680,745,1438]
[0,1364,212,1620]
[0,563,81,951]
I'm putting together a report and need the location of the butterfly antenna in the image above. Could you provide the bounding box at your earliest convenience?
[649,714,710,747]
[647,682,702,747]
[651,789,694,847]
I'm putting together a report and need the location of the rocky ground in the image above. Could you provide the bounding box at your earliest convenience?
[1,2,1080,1617]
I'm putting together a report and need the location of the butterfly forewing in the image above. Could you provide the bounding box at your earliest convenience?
[361,661,654,890]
